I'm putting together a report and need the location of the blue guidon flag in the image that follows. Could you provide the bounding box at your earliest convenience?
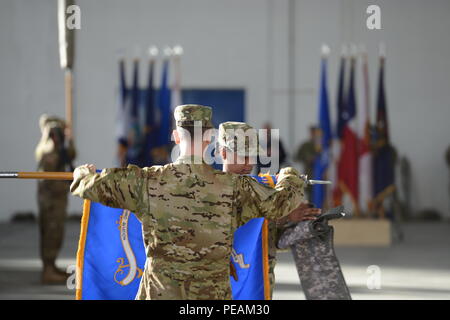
[76,174,277,300]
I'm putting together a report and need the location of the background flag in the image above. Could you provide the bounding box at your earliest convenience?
[337,56,359,215]
[332,51,347,206]
[336,55,347,140]
[358,51,373,215]
[157,59,172,147]
[373,55,395,219]
[171,53,182,111]
[126,59,143,166]
[143,59,156,166]
[312,57,332,209]
[116,59,130,166]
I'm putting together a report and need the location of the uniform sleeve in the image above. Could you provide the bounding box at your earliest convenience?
[235,167,305,226]
[70,165,156,219]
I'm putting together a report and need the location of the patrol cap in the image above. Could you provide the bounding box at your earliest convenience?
[39,114,66,132]
[174,104,214,129]
[218,121,262,157]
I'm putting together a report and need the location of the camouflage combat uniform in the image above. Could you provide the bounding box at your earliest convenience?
[218,121,305,299]
[277,206,351,300]
[294,140,319,201]
[71,105,304,300]
[35,115,76,269]
[267,221,282,297]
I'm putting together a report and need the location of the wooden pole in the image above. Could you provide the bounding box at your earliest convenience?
[0,172,73,180]
[65,69,73,139]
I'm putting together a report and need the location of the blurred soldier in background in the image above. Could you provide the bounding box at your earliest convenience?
[35,115,76,284]
[294,126,321,201]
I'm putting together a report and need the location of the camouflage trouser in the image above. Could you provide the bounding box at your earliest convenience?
[267,221,279,299]
[37,181,69,265]
[136,270,232,300]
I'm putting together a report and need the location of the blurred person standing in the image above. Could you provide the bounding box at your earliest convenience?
[294,126,321,201]
[35,115,76,284]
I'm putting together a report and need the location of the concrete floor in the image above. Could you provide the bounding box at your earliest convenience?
[0,221,449,300]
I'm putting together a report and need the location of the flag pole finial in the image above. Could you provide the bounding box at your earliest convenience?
[148,46,159,58]
[379,42,386,59]
[321,44,330,57]
[163,46,173,57]
[173,45,184,56]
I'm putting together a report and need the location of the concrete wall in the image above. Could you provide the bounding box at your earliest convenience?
[0,0,449,220]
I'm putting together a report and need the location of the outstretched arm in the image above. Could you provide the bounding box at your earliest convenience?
[70,164,149,217]
[237,167,306,225]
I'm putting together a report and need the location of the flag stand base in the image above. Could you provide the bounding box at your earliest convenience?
[330,219,391,247]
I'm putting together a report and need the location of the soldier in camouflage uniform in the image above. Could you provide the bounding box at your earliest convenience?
[35,115,76,284]
[70,105,305,300]
[217,121,321,299]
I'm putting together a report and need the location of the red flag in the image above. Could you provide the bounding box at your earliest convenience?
[358,51,373,215]
[337,57,359,214]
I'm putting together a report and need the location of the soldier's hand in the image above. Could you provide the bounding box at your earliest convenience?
[287,202,321,222]
[73,164,96,180]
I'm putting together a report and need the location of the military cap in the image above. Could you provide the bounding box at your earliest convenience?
[218,121,262,157]
[174,104,214,128]
[39,114,66,132]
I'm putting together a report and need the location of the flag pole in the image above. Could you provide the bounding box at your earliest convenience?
[58,0,76,138]
[0,172,74,180]
[65,70,73,138]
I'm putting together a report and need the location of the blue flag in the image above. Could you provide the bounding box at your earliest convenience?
[116,59,130,158]
[230,218,266,300]
[373,57,395,218]
[312,58,332,208]
[126,60,144,166]
[143,60,156,166]
[76,174,276,300]
[336,56,347,140]
[157,59,171,147]
[76,202,146,300]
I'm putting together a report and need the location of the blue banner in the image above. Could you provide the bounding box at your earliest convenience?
[77,202,146,300]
